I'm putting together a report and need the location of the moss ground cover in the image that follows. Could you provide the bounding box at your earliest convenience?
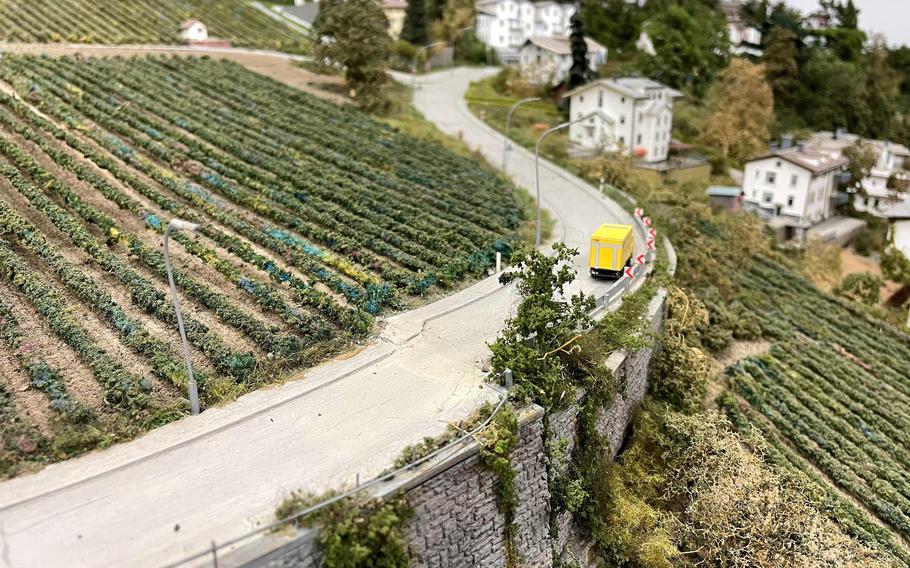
[0,54,523,476]
[0,0,309,52]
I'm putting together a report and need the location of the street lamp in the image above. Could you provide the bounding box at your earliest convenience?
[502,96,541,172]
[163,218,202,415]
[534,112,604,246]
[449,26,473,66]
[411,41,447,74]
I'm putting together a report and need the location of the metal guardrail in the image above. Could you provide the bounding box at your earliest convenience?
[161,209,663,568]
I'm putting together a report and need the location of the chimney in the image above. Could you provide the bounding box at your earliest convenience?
[781,134,794,150]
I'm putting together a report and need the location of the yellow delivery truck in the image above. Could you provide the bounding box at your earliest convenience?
[589,223,634,279]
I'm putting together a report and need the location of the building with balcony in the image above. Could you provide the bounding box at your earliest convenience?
[518,36,606,86]
[475,0,575,63]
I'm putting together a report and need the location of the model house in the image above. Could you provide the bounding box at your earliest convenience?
[721,1,762,57]
[805,130,910,216]
[518,36,606,85]
[563,77,682,163]
[474,0,575,63]
[741,145,848,239]
[179,20,208,42]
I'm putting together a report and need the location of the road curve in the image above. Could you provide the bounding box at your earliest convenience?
[0,65,633,568]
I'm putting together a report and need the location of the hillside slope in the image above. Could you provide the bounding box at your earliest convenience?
[0,55,520,476]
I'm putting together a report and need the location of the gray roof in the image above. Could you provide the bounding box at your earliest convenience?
[522,36,605,56]
[707,186,742,198]
[883,199,910,220]
[747,146,848,175]
[283,3,319,25]
[564,76,683,100]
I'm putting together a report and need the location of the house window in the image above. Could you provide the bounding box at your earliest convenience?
[636,134,642,145]
[775,160,782,167]
[790,174,798,187]
[620,115,625,125]
[766,171,777,184]
[619,136,625,145]
[638,112,643,121]
[598,91,603,107]
[579,95,583,103]
[763,192,773,203]
[787,195,794,207]
[621,97,626,103]
[754,169,760,179]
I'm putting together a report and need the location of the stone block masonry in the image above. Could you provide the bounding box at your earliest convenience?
[232,288,667,568]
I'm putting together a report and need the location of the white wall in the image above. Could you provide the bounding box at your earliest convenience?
[475,0,574,50]
[743,157,816,223]
[894,219,910,258]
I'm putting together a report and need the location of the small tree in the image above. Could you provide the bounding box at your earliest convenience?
[490,243,594,408]
[401,0,429,46]
[701,58,774,162]
[315,0,394,114]
[834,272,883,306]
[568,12,593,89]
[842,140,877,196]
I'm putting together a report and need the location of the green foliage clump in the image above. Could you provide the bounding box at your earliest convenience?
[650,288,710,413]
[882,245,910,285]
[834,272,884,306]
[277,493,413,568]
[477,405,520,566]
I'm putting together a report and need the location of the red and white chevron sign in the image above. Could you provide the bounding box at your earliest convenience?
[643,216,652,227]
[634,207,643,218]
[624,266,634,279]
[648,228,657,238]
[635,253,646,265]
[646,238,655,250]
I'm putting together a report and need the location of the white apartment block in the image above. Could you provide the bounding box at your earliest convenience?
[475,0,574,63]
[563,77,682,163]
[742,146,848,237]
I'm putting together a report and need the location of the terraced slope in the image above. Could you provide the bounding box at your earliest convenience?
[722,258,910,564]
[0,0,308,52]
[0,55,520,476]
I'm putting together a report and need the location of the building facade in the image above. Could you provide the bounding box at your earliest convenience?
[518,36,606,85]
[382,0,407,39]
[806,130,910,216]
[741,146,848,237]
[564,77,681,163]
[475,0,575,63]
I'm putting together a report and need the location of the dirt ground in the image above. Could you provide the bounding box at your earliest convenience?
[839,248,905,307]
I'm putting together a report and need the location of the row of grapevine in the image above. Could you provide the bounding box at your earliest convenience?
[0,0,308,52]
[0,54,521,475]
[725,259,910,551]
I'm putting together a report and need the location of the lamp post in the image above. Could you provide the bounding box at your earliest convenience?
[534,112,603,246]
[163,218,202,415]
[449,26,473,66]
[502,96,541,172]
[412,41,447,74]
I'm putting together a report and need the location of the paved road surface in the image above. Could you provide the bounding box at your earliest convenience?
[0,66,632,568]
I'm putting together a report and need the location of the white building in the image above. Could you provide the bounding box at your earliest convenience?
[475,0,575,63]
[382,0,407,39]
[179,20,208,42]
[519,36,606,85]
[563,77,682,163]
[884,199,910,262]
[721,1,762,57]
[742,145,848,238]
[805,130,910,216]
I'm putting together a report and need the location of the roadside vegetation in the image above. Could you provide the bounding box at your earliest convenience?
[0,0,309,52]
[0,54,526,477]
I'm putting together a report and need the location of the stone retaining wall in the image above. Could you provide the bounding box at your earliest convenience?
[234,289,667,568]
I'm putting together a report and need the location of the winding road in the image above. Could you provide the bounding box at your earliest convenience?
[0,65,634,568]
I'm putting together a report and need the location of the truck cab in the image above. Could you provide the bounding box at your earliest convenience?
[589,223,634,279]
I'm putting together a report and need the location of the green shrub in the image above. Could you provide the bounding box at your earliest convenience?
[834,272,884,306]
